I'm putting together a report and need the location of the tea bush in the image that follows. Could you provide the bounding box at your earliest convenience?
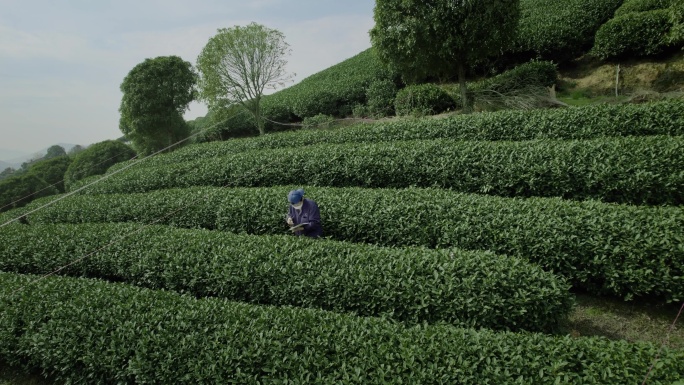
[104,98,684,172]
[264,48,395,120]
[77,136,684,206]
[301,114,336,129]
[366,79,397,117]
[0,223,573,332]
[472,60,557,94]
[394,83,456,116]
[670,2,684,45]
[1,272,682,384]
[614,0,672,16]
[512,0,623,62]
[23,186,684,301]
[592,10,673,60]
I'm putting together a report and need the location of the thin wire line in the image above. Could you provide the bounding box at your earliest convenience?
[1,112,371,214]
[0,151,139,212]
[3,115,331,297]
[1,136,190,228]
[7,188,207,297]
[262,115,378,128]
[0,116,239,229]
[4,154,286,299]
[2,103,356,297]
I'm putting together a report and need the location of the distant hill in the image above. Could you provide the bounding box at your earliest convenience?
[0,148,30,164]
[0,143,79,169]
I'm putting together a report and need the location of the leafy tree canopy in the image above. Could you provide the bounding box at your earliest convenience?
[64,140,137,191]
[370,0,520,110]
[27,155,72,193]
[0,174,58,213]
[197,23,293,135]
[119,56,197,155]
[68,145,85,156]
[44,145,66,160]
[0,167,14,181]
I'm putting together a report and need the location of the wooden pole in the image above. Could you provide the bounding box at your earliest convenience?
[615,64,621,97]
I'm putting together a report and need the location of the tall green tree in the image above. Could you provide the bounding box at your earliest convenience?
[68,145,85,156]
[0,167,14,181]
[196,23,293,135]
[0,174,58,212]
[370,0,520,111]
[27,155,72,193]
[44,145,66,160]
[64,140,136,191]
[119,56,197,155]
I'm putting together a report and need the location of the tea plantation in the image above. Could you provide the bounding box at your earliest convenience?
[1,94,684,383]
[2,0,684,378]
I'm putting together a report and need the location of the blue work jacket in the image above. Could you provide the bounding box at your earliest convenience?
[288,198,323,238]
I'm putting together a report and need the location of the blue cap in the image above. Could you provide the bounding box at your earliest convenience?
[288,189,305,204]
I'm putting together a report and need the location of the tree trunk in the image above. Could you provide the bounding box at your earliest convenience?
[254,98,265,136]
[458,63,471,114]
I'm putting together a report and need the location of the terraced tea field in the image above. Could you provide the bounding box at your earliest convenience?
[1,99,683,383]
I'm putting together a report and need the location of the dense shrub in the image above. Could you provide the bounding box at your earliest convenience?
[25,186,684,302]
[63,140,136,191]
[365,79,397,117]
[394,84,456,116]
[26,156,72,193]
[0,223,574,332]
[191,105,258,142]
[473,60,557,94]
[260,92,299,132]
[614,0,672,16]
[0,174,58,213]
[512,0,623,62]
[669,1,684,45]
[351,103,371,118]
[264,48,394,120]
[301,114,336,129]
[77,136,684,206]
[592,10,673,60]
[1,272,682,384]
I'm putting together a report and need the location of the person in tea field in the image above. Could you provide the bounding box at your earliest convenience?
[286,188,322,238]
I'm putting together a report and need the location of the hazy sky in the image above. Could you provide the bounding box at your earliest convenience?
[0,0,375,155]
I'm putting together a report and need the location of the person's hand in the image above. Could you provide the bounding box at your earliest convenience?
[286,216,294,226]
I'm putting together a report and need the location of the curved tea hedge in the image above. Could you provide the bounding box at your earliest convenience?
[1,272,682,384]
[78,136,684,206]
[592,9,673,60]
[261,48,395,121]
[0,223,573,332]
[615,0,673,16]
[23,186,684,302]
[513,0,623,62]
[107,98,684,172]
